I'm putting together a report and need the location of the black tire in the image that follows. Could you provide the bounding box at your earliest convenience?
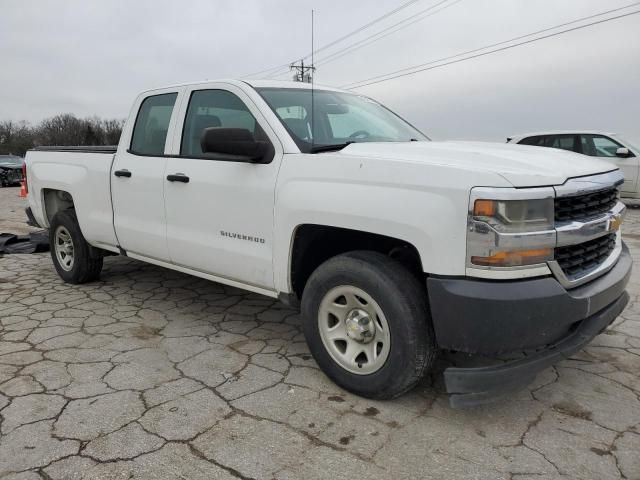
[49,209,103,284]
[301,251,436,399]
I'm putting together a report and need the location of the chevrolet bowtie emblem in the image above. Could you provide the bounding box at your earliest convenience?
[608,214,623,233]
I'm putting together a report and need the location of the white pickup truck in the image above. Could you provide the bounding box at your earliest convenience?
[24,80,631,407]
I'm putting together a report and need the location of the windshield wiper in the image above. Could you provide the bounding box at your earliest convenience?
[309,142,354,153]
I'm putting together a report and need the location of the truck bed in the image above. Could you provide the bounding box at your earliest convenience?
[25,148,119,252]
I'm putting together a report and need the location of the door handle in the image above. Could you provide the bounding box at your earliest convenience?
[167,173,190,183]
[114,169,132,178]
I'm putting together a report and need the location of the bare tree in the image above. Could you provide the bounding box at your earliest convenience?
[0,121,34,157]
[36,114,85,146]
[0,115,125,156]
[103,119,125,145]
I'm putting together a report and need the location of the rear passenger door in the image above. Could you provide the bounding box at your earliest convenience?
[163,84,282,291]
[111,90,181,261]
[580,134,638,193]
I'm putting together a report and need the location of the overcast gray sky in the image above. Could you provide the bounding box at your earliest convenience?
[1,0,639,142]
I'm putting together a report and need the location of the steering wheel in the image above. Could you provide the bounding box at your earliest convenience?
[349,130,371,140]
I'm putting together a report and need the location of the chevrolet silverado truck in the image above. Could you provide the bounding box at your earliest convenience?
[24,80,631,407]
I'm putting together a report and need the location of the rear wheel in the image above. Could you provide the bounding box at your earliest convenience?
[301,251,436,399]
[49,210,103,284]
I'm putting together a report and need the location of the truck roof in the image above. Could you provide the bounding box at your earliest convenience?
[138,79,348,95]
[508,130,617,142]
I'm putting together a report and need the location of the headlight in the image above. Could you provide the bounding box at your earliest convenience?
[467,188,555,272]
[472,199,553,233]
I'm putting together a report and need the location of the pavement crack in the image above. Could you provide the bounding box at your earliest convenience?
[187,442,257,480]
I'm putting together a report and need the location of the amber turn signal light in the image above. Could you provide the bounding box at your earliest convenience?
[471,248,553,267]
[473,199,496,217]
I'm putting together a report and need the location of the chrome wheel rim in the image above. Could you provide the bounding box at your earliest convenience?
[318,285,391,375]
[54,226,74,271]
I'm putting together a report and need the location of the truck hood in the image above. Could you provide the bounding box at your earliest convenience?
[337,141,617,187]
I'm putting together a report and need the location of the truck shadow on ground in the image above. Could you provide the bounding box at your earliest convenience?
[87,255,551,409]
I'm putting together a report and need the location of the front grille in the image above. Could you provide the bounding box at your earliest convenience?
[555,233,616,278]
[555,187,618,223]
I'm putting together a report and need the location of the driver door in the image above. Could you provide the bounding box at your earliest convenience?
[163,84,283,291]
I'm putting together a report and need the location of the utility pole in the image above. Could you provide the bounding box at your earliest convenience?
[290,58,315,83]
[291,10,316,83]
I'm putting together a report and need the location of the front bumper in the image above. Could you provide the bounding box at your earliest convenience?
[427,242,632,408]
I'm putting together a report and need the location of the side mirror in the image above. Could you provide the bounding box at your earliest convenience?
[200,127,269,163]
[616,147,631,158]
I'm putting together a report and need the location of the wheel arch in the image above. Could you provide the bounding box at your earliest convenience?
[42,188,75,225]
[286,224,424,301]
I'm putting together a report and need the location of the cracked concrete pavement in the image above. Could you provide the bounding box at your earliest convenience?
[1,186,639,479]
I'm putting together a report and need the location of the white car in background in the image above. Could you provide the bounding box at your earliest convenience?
[508,131,640,198]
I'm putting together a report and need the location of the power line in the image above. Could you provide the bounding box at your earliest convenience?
[343,2,640,88]
[242,62,292,79]
[264,64,300,80]
[302,0,422,60]
[258,0,425,79]
[343,6,640,89]
[342,1,640,87]
[315,0,463,67]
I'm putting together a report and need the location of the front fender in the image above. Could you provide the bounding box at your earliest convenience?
[272,154,505,293]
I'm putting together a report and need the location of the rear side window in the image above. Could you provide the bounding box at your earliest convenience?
[130,93,177,155]
[546,135,578,153]
[519,136,545,146]
[181,90,257,157]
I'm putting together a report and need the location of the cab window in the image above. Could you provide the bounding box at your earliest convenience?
[181,90,257,157]
[519,136,544,146]
[546,135,578,153]
[130,93,177,155]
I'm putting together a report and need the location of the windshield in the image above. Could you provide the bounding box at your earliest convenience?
[612,134,640,155]
[255,87,428,153]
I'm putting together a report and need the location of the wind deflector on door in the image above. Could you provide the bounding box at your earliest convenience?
[31,146,118,154]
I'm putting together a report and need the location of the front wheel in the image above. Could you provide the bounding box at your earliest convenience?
[49,210,103,284]
[301,251,436,399]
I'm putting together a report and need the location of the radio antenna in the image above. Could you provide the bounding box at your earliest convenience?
[290,12,316,145]
[311,9,315,150]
